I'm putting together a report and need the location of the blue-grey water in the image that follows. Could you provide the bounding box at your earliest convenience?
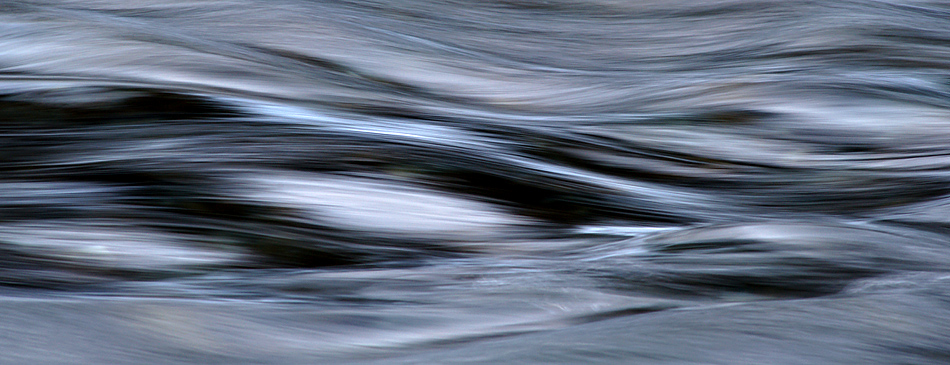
[3,0,950,363]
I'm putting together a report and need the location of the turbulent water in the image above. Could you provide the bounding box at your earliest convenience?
[3,0,950,363]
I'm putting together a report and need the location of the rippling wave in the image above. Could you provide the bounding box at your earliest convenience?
[4,0,950,363]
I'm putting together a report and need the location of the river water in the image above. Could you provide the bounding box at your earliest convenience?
[3,0,950,363]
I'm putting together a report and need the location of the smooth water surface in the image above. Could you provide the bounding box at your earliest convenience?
[3,0,950,363]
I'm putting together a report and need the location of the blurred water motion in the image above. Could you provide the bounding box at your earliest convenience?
[3,0,950,363]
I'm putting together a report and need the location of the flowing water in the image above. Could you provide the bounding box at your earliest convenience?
[3,0,950,363]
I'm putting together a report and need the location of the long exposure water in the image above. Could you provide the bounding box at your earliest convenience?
[3,0,950,363]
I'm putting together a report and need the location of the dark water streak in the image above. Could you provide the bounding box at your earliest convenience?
[3,0,950,363]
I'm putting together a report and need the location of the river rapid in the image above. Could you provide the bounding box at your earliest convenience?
[3,0,950,363]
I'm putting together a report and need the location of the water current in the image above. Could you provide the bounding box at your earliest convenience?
[3,0,950,363]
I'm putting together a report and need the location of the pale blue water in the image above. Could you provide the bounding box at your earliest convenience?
[2,0,950,363]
